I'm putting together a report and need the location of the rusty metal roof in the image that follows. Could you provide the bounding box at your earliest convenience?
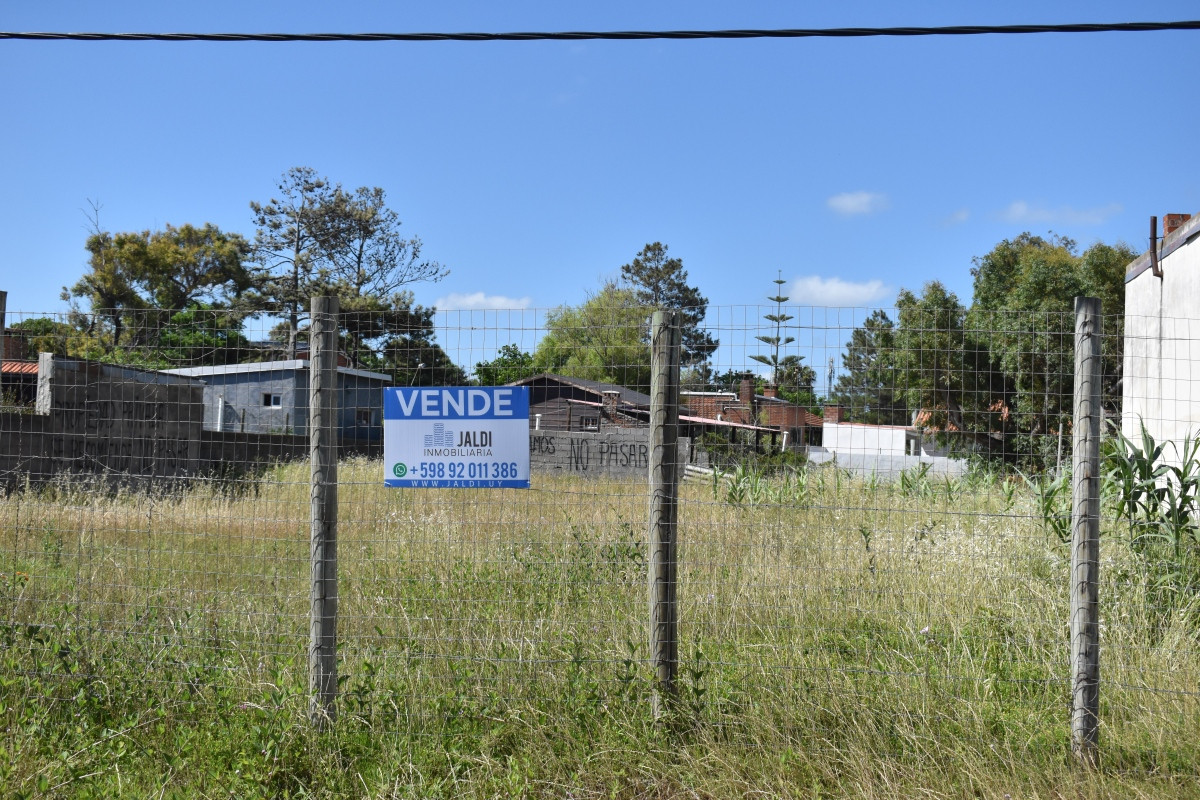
[680,413,777,433]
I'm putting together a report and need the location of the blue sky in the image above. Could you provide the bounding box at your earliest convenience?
[2,2,1198,377]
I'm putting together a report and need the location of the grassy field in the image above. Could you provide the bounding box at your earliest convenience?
[2,457,1199,798]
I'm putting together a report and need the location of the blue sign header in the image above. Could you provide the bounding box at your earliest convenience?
[384,386,530,421]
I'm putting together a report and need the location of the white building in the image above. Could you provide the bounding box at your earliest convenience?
[812,406,965,478]
[1122,212,1200,451]
[821,407,918,456]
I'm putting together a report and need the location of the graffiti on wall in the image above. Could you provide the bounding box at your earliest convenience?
[528,431,665,477]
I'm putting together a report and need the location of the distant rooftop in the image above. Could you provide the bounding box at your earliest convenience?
[164,359,391,383]
[507,373,653,407]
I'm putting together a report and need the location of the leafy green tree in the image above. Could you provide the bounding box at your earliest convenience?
[893,281,1004,456]
[969,234,1080,452]
[66,222,253,351]
[829,309,908,425]
[125,224,254,310]
[65,230,147,349]
[712,369,757,392]
[534,282,652,391]
[154,306,252,366]
[261,290,465,384]
[316,185,450,368]
[681,363,717,392]
[967,233,1137,463]
[1077,240,1137,405]
[884,233,1136,468]
[776,359,818,408]
[475,344,536,386]
[337,292,424,372]
[10,317,104,359]
[620,242,717,367]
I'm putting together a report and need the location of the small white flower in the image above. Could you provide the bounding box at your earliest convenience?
[920,626,931,635]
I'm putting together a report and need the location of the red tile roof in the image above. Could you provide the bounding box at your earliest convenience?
[1,361,38,375]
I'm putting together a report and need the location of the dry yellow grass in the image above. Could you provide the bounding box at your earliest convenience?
[2,458,1199,797]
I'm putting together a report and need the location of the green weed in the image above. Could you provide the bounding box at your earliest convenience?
[1106,422,1200,614]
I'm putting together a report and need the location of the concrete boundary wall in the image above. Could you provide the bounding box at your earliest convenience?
[1,355,205,488]
[0,355,382,490]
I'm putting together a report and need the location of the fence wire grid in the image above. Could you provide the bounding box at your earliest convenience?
[1,300,1197,767]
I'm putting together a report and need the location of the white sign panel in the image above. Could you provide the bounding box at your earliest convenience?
[383,386,530,489]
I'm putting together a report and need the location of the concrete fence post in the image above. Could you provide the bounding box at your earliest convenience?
[1070,295,1103,763]
[648,310,681,719]
[309,295,340,726]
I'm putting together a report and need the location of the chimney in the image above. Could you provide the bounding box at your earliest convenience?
[2,329,29,361]
[1165,213,1192,237]
[601,390,620,418]
[739,378,754,409]
[763,385,778,399]
[824,405,843,424]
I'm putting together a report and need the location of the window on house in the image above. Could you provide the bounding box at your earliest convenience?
[355,408,372,426]
[580,416,599,431]
[263,393,282,408]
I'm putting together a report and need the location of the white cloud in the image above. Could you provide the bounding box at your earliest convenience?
[827,191,889,216]
[789,276,893,307]
[999,201,1122,226]
[433,292,533,311]
[943,208,970,226]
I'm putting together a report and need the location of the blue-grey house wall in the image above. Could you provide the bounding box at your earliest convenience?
[336,372,385,440]
[168,363,389,440]
[204,367,303,434]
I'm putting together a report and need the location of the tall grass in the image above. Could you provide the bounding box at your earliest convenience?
[1,456,1199,798]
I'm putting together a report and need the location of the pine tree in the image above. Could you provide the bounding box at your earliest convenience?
[620,242,718,368]
[829,309,908,425]
[750,273,794,381]
[748,272,815,404]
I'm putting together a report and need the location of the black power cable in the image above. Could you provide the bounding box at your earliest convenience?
[2,20,1200,44]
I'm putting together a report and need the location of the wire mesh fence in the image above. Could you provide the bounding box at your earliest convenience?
[1,298,1198,769]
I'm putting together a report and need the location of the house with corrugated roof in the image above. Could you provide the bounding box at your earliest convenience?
[504,373,652,432]
[682,378,821,451]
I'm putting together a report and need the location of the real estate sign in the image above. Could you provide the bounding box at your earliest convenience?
[383,386,530,488]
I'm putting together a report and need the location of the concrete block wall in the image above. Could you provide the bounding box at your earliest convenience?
[528,428,692,479]
[0,355,385,490]
[6,355,206,484]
